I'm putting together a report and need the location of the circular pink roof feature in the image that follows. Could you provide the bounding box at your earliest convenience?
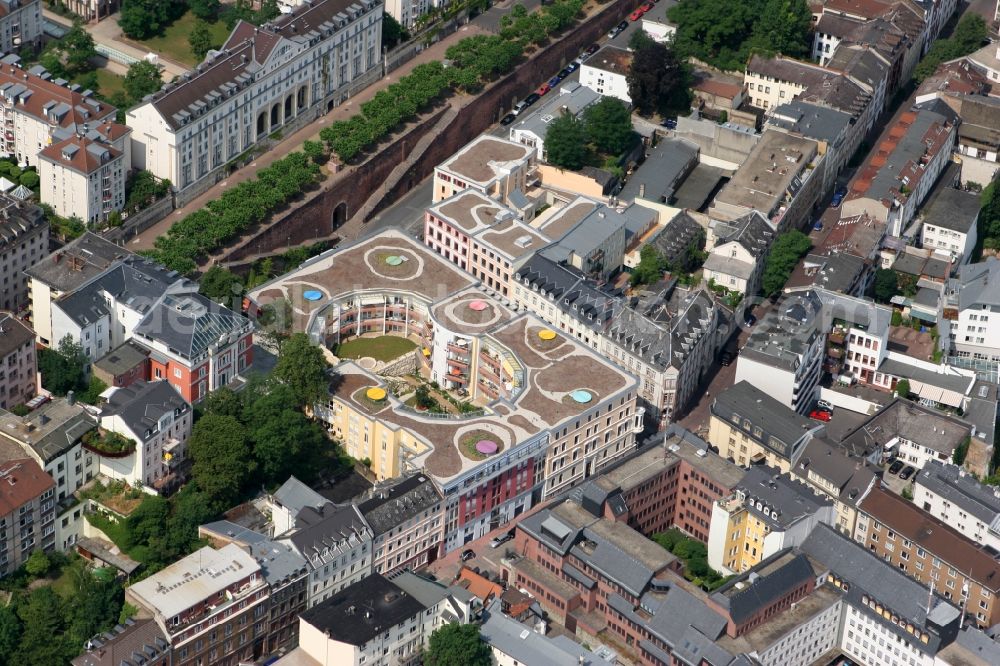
[469,300,488,311]
[475,440,498,454]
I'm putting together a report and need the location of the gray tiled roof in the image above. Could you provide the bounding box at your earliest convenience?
[840,398,971,457]
[741,289,824,372]
[646,211,705,268]
[793,437,877,507]
[709,550,815,624]
[619,137,699,203]
[711,381,819,460]
[956,259,1000,310]
[100,380,189,442]
[282,503,371,566]
[55,257,178,327]
[272,476,330,518]
[712,211,775,259]
[768,100,853,145]
[736,465,831,529]
[480,602,610,665]
[799,524,960,655]
[25,232,132,293]
[922,187,981,234]
[356,474,441,537]
[915,460,1000,526]
[0,312,33,358]
[247,538,308,587]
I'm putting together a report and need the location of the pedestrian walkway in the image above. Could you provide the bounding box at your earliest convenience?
[129,22,488,251]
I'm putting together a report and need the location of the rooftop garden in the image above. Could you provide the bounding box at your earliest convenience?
[82,431,137,458]
[336,336,417,362]
[459,429,504,461]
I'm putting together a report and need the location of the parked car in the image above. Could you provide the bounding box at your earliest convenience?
[662,118,677,129]
[524,93,541,106]
[743,310,757,327]
[899,465,916,481]
[461,549,476,562]
[831,188,847,207]
[629,7,646,20]
[817,399,834,412]
[558,67,572,79]
[500,113,516,126]
[512,101,529,116]
[586,43,601,55]
[490,533,513,548]
[888,459,904,475]
[609,21,627,38]
[565,61,579,73]
[536,83,551,96]
[809,409,832,422]
[812,220,823,231]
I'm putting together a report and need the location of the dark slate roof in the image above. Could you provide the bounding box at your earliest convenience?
[646,212,705,268]
[55,257,180,327]
[299,573,428,645]
[100,380,189,443]
[711,211,775,259]
[735,465,831,529]
[283,503,370,564]
[26,232,134,293]
[272,476,330,518]
[356,474,442,537]
[840,398,971,456]
[619,137,699,203]
[0,312,33,358]
[914,459,1000,526]
[711,381,819,460]
[768,99,853,145]
[793,437,876,507]
[70,618,169,666]
[133,290,250,361]
[799,524,961,655]
[709,550,815,624]
[921,187,981,234]
[92,339,150,376]
[957,258,1000,310]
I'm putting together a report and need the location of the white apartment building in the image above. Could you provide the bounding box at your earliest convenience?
[920,188,979,264]
[286,572,474,666]
[947,258,1000,362]
[914,460,1000,552]
[0,0,41,54]
[579,46,631,104]
[127,0,383,197]
[0,62,117,167]
[703,211,775,297]
[0,312,35,410]
[383,0,433,28]
[38,128,130,226]
[432,135,536,205]
[278,503,373,608]
[0,195,46,313]
[96,380,191,490]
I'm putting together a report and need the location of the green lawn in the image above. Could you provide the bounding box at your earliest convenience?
[94,68,126,98]
[335,336,417,362]
[133,11,232,67]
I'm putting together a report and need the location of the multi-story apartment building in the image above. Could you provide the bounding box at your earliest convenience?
[0,195,47,313]
[126,544,270,665]
[25,232,132,345]
[0,457,54,576]
[508,81,601,163]
[60,0,119,23]
[383,0,432,29]
[841,103,958,238]
[127,0,383,197]
[0,312,35,410]
[283,572,474,666]
[709,380,826,471]
[703,210,776,297]
[707,465,835,575]
[514,254,727,426]
[842,399,972,470]
[708,129,825,233]
[946,258,1000,362]
[744,54,873,115]
[432,135,536,206]
[71,618,169,666]
[0,0,41,54]
[38,126,131,226]
[913,460,1000,552]
[581,426,746,543]
[278,502,373,607]
[854,486,1000,628]
[0,395,97,502]
[356,474,443,577]
[800,523,964,666]
[791,437,878,536]
[0,61,117,167]
[578,46,632,104]
[245,538,309,654]
[919,186,979,263]
[248,230,642,552]
[767,100,856,194]
[95,380,190,491]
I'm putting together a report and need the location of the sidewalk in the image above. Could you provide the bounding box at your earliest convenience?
[128,22,488,251]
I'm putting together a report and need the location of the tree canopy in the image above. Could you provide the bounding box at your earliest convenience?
[871,268,899,303]
[382,12,409,49]
[626,38,692,117]
[760,230,811,297]
[124,61,162,102]
[667,0,812,71]
[545,112,591,170]
[424,623,492,666]
[189,19,220,61]
[37,335,88,396]
[914,14,988,82]
[273,333,332,405]
[189,413,254,507]
[583,98,634,156]
[119,0,187,40]
[199,265,244,306]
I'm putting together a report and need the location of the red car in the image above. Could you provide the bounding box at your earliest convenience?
[629,7,645,20]
[809,409,832,422]
[536,83,551,96]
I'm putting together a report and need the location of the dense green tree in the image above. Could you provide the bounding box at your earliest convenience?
[425,623,492,666]
[119,0,186,40]
[24,550,51,578]
[78,377,109,405]
[201,386,246,419]
[18,171,38,189]
[303,139,327,165]
[0,605,21,664]
[273,333,331,406]
[583,98,634,156]
[382,12,409,49]
[245,386,327,483]
[745,0,812,59]
[15,587,73,666]
[189,413,253,507]
[626,39,691,117]
[895,379,911,399]
[760,230,811,296]
[199,265,244,305]
[872,268,899,303]
[189,0,220,20]
[544,112,591,170]
[631,245,667,287]
[189,20,219,61]
[37,335,88,396]
[125,169,171,211]
[124,61,162,103]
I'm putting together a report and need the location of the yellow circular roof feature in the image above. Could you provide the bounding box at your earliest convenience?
[538,329,557,341]
[366,387,387,401]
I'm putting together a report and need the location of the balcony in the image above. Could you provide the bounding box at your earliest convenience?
[447,356,469,369]
[447,342,470,357]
